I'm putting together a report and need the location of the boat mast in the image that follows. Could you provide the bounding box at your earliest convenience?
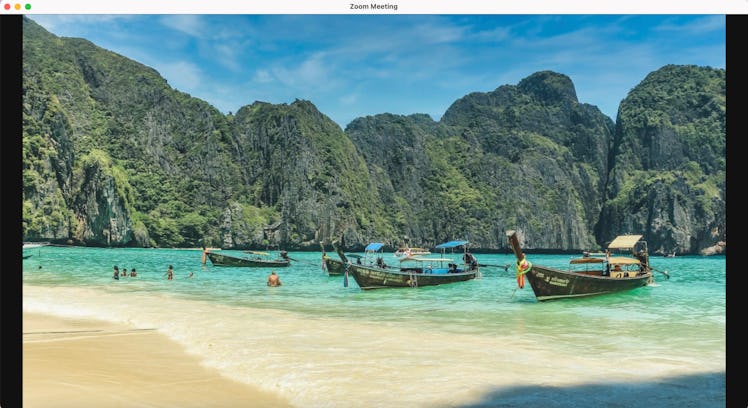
[505,230,523,262]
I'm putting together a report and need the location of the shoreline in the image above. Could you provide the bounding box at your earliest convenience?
[23,312,293,408]
[22,243,727,256]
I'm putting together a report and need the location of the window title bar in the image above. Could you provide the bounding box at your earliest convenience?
[2,0,745,14]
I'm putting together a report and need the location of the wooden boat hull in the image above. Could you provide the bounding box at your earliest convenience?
[525,265,652,301]
[324,258,345,276]
[347,263,477,289]
[206,252,290,268]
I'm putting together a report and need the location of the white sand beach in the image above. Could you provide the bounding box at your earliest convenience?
[23,312,293,408]
[22,310,728,407]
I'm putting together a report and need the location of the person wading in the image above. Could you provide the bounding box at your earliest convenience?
[267,270,282,287]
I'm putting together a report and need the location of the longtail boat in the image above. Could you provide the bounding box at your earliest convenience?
[321,240,352,276]
[206,250,290,268]
[506,230,656,301]
[324,257,346,276]
[337,239,478,289]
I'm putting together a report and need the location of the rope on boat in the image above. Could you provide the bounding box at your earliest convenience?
[287,256,325,269]
[408,271,418,288]
[515,257,532,289]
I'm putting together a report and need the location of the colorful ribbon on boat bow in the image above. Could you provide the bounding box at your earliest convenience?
[516,256,532,289]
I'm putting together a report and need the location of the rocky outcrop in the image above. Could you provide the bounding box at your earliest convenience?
[701,241,726,256]
[599,65,726,254]
[228,99,387,249]
[71,151,133,246]
[21,17,726,253]
[439,71,615,250]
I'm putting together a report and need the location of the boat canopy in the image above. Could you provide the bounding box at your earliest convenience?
[400,256,454,263]
[435,240,469,249]
[364,243,385,252]
[607,256,641,265]
[570,256,640,265]
[607,235,643,250]
[397,247,429,252]
[570,257,604,264]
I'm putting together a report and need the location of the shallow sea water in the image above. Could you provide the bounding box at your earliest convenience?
[22,247,726,407]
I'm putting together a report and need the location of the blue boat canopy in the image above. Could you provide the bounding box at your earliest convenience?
[435,240,469,249]
[364,242,385,252]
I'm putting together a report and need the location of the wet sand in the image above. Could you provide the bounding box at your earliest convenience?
[23,312,292,408]
[21,311,729,407]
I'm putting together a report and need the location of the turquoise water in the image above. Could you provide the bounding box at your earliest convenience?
[22,247,726,407]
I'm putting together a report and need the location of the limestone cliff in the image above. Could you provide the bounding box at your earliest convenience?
[21,17,726,254]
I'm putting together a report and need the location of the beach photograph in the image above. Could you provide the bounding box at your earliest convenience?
[20,247,726,407]
[14,13,727,407]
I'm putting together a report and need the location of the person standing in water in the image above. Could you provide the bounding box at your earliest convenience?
[267,270,282,287]
[164,265,174,280]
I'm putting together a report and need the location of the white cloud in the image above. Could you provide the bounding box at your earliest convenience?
[253,70,274,84]
[654,15,725,35]
[339,93,358,106]
[155,60,203,94]
[273,53,338,91]
[159,15,206,38]
[32,15,126,32]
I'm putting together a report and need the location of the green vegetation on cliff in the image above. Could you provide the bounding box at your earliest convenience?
[21,17,725,254]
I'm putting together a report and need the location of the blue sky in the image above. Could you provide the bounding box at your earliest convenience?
[31,15,725,129]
